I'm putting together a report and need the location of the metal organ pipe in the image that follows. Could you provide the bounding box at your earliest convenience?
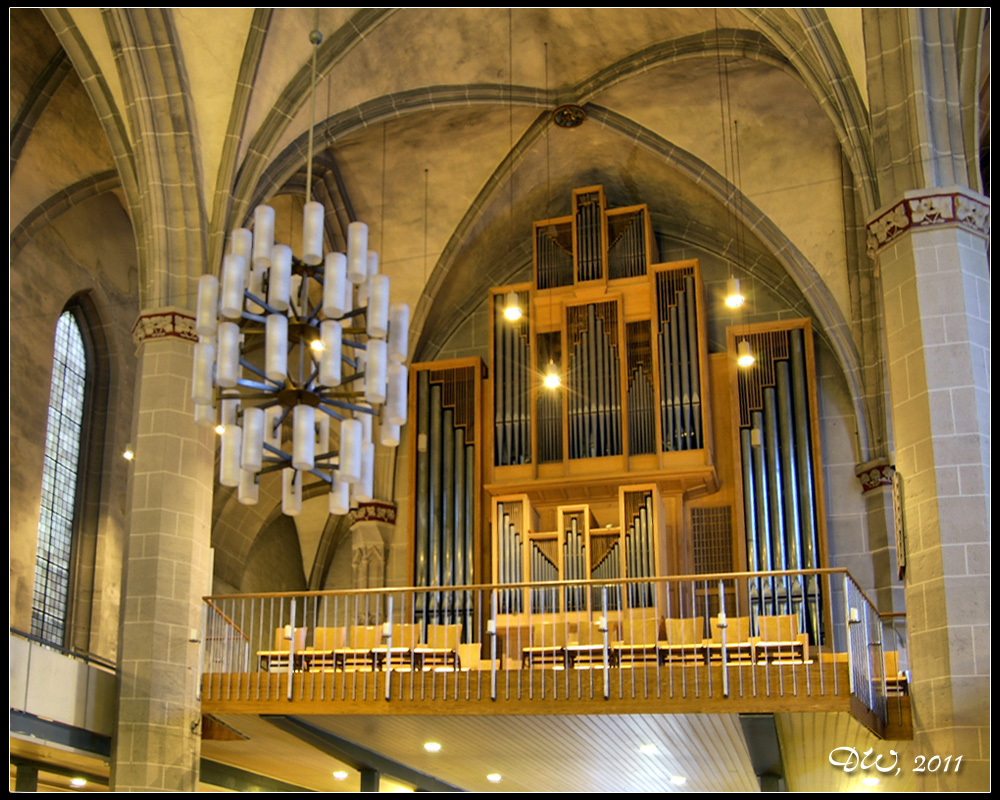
[763,387,789,614]
[442,407,455,619]
[776,360,805,620]
[791,329,822,640]
[668,303,682,451]
[415,372,430,610]
[494,295,505,465]
[750,410,773,574]
[453,424,465,626]
[740,426,761,607]
[676,288,692,449]
[428,383,443,620]
[684,277,703,448]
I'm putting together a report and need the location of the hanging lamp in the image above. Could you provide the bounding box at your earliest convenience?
[192,18,410,516]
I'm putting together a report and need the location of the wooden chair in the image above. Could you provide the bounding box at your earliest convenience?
[565,620,609,668]
[883,650,909,695]
[753,614,809,664]
[375,622,421,671]
[705,616,754,665]
[302,626,346,671]
[659,616,705,664]
[328,625,382,671]
[415,623,463,671]
[521,621,569,669]
[611,613,662,667]
[257,626,307,671]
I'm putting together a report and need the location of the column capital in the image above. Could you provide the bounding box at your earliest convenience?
[349,501,398,526]
[866,186,990,258]
[131,306,197,350]
[855,458,894,494]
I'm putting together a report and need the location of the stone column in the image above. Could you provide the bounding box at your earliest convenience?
[867,188,989,790]
[111,310,214,791]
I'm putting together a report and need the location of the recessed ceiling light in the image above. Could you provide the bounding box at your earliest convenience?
[424,741,442,753]
[639,743,658,754]
[332,770,348,780]
[70,778,87,787]
[486,773,502,783]
[670,775,687,785]
[862,776,879,787]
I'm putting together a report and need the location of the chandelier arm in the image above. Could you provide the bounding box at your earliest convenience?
[338,307,367,321]
[320,397,377,416]
[316,404,345,421]
[238,359,283,388]
[339,372,364,386]
[243,291,285,317]
[236,378,276,393]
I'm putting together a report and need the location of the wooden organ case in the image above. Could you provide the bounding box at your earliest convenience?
[486,186,718,616]
[407,186,830,633]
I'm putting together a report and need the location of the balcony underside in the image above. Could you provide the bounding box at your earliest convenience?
[203,661,900,737]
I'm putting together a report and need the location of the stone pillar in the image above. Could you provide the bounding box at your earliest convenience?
[111,310,214,791]
[867,188,989,790]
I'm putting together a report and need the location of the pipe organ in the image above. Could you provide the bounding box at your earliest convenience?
[408,185,830,644]
[730,321,827,643]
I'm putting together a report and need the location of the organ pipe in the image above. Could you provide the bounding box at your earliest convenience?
[415,372,430,607]
[684,276,703,448]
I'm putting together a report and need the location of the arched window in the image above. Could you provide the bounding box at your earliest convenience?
[31,310,89,646]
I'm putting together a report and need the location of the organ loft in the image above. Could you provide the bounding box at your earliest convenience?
[407,185,829,639]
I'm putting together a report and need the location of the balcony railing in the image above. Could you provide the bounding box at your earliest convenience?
[200,568,903,731]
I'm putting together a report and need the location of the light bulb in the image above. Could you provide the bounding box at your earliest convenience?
[543,361,560,389]
[725,277,745,308]
[737,339,755,367]
[503,290,521,321]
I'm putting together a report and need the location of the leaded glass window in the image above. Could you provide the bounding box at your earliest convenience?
[31,310,88,646]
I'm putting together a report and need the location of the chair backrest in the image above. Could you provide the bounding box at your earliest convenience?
[313,626,346,651]
[710,616,750,644]
[391,623,421,649]
[884,650,900,676]
[349,625,382,649]
[757,614,799,641]
[272,626,308,652]
[663,616,705,645]
[575,621,607,646]
[530,621,568,647]
[621,614,661,645]
[425,624,462,650]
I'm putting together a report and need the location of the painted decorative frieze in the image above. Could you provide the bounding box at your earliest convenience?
[866,188,990,257]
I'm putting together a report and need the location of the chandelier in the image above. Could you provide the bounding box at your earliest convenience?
[191,20,409,517]
[192,210,409,515]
